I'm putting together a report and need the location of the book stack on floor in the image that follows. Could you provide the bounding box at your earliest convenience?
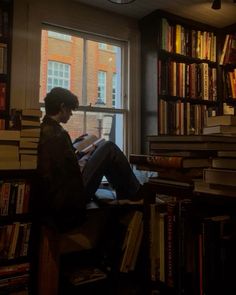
[194,149,236,197]
[0,130,20,169]
[19,109,42,169]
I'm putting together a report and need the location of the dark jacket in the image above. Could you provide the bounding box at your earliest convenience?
[37,116,86,231]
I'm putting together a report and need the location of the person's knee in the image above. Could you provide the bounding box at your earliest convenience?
[101,140,118,152]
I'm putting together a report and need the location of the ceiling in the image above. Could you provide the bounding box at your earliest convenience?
[74,0,236,28]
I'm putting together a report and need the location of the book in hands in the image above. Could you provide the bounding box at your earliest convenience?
[73,134,105,156]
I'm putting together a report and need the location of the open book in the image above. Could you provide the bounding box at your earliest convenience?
[73,134,105,155]
[73,134,105,169]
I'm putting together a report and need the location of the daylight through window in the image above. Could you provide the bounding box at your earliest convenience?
[40,28,127,151]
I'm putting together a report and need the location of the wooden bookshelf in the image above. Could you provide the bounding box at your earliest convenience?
[0,169,36,295]
[139,9,236,153]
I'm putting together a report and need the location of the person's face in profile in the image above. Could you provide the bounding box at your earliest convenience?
[60,104,73,123]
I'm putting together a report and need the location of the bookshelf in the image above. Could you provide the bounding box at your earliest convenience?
[139,9,236,153]
[0,169,36,295]
[130,134,236,295]
[0,0,12,130]
[218,23,236,115]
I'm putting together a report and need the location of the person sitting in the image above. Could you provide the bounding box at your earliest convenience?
[37,87,143,232]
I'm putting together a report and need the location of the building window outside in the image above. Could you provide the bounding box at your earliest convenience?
[48,31,71,41]
[47,61,70,92]
[98,71,106,103]
[40,28,127,151]
[112,73,117,107]
[98,43,107,50]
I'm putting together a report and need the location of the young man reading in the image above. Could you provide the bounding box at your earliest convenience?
[37,87,143,231]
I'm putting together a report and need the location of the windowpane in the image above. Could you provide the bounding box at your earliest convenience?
[47,61,70,91]
[97,71,106,103]
[40,29,125,151]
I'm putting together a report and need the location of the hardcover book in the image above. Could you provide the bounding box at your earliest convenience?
[73,134,105,154]
[203,125,236,135]
[0,130,20,141]
[212,157,236,170]
[130,153,211,169]
[203,168,236,187]
[148,135,236,153]
[218,150,236,157]
[206,115,236,127]
[194,179,236,197]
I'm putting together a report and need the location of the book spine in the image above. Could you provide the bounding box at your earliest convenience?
[147,155,183,169]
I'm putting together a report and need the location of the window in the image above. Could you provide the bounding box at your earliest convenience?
[98,43,107,50]
[112,73,117,107]
[40,28,127,151]
[48,31,71,41]
[47,61,70,92]
[97,71,106,103]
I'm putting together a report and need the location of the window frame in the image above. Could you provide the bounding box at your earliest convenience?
[40,24,129,152]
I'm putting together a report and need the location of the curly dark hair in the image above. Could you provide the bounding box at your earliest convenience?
[44,87,79,115]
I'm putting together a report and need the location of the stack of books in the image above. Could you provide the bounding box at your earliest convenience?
[0,130,20,169]
[194,149,236,197]
[203,115,236,135]
[19,109,42,169]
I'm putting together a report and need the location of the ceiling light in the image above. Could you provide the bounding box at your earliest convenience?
[108,0,136,4]
[211,0,221,9]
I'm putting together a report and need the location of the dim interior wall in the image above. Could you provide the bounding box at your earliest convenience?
[10,0,141,154]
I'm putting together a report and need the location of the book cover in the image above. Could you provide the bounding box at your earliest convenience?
[0,82,6,111]
[203,125,236,135]
[20,129,40,138]
[194,179,236,197]
[212,157,236,170]
[0,182,11,216]
[204,168,236,187]
[19,141,38,149]
[0,130,20,141]
[21,119,40,127]
[22,109,42,117]
[218,150,236,157]
[149,141,236,151]
[148,135,236,143]
[206,115,236,127]
[147,155,211,169]
[0,149,19,161]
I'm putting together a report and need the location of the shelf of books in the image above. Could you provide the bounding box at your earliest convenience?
[139,9,236,152]
[0,0,12,130]
[130,133,236,295]
[219,27,236,115]
[0,169,36,295]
